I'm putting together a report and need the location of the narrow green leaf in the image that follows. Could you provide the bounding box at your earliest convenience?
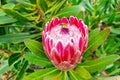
[0,10,6,16]
[0,16,17,25]
[63,71,69,80]
[8,53,21,66]
[16,0,34,7]
[2,9,31,21]
[22,67,58,80]
[45,0,65,15]
[75,66,92,80]
[108,11,115,24]
[2,3,15,9]
[79,55,120,73]
[24,39,47,58]
[89,28,100,41]
[69,70,82,80]
[42,70,61,80]
[87,28,110,52]
[0,60,13,77]
[24,53,51,67]
[111,27,120,34]
[15,60,28,80]
[108,68,120,76]
[54,5,81,18]
[0,33,40,43]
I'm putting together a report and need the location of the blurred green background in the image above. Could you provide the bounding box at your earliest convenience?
[0,0,120,80]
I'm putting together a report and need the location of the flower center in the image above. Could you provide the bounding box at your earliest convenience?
[61,27,69,34]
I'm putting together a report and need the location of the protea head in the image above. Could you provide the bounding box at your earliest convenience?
[42,16,88,71]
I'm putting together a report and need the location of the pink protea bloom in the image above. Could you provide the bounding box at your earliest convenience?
[42,16,88,71]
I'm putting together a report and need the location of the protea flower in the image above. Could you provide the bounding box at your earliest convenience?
[42,16,88,71]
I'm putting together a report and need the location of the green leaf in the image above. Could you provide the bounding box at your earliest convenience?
[45,0,66,15]
[81,0,94,15]
[24,39,47,58]
[24,53,51,67]
[2,3,15,9]
[0,10,6,16]
[54,5,81,18]
[0,33,40,43]
[22,67,58,80]
[62,71,69,80]
[42,70,61,80]
[8,53,21,66]
[87,28,110,52]
[89,28,100,41]
[0,16,17,25]
[75,66,92,80]
[69,70,82,80]
[108,68,120,76]
[16,0,34,7]
[15,60,28,80]
[2,9,31,21]
[108,11,115,24]
[0,60,13,77]
[111,27,120,34]
[79,55,120,73]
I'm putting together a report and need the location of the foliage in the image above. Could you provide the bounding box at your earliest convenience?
[0,0,120,80]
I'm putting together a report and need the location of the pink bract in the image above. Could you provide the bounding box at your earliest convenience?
[42,16,88,71]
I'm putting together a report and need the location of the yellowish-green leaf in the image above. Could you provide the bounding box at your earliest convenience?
[22,68,58,80]
[75,66,92,80]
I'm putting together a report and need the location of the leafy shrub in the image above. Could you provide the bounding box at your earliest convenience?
[0,0,120,80]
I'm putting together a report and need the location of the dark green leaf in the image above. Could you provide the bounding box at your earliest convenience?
[15,60,28,80]
[108,11,115,24]
[8,53,21,66]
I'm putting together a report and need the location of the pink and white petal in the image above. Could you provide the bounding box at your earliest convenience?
[45,38,51,54]
[79,37,83,52]
[44,22,49,32]
[74,17,79,27]
[78,20,85,37]
[51,48,61,65]
[53,17,60,26]
[63,43,73,61]
[56,41,64,56]
[61,17,68,24]
[49,20,54,30]
[70,16,75,25]
[71,50,81,64]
